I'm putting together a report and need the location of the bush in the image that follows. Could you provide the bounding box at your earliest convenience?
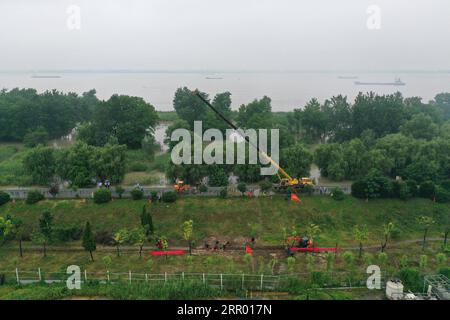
[302,184,314,196]
[259,180,272,193]
[351,180,367,199]
[131,189,144,200]
[162,191,177,203]
[115,186,125,199]
[237,182,247,195]
[208,167,229,187]
[93,189,112,204]
[439,267,450,278]
[435,186,450,203]
[26,190,44,204]
[419,181,436,199]
[352,171,392,199]
[198,184,208,193]
[0,191,11,206]
[331,187,344,201]
[95,231,114,245]
[219,188,228,199]
[398,268,422,292]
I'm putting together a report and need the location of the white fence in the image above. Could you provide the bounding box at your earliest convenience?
[0,268,379,291]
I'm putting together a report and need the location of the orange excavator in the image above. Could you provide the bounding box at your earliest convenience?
[174,179,189,193]
[193,90,313,195]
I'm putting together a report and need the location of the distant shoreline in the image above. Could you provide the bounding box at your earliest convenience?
[1,69,450,75]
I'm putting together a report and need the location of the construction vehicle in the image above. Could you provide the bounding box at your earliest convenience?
[193,90,314,192]
[174,179,189,193]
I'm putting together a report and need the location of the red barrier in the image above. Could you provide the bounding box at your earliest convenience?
[151,250,185,256]
[289,247,338,252]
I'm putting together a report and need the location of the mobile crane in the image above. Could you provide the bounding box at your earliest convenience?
[192,90,313,192]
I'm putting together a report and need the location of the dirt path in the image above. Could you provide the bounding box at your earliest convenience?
[1,238,444,254]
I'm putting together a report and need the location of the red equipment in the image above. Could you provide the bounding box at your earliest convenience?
[151,250,185,256]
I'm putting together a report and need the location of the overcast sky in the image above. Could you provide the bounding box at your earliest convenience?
[1,0,449,72]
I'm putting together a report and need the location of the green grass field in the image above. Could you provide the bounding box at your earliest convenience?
[0,196,448,277]
[2,196,448,245]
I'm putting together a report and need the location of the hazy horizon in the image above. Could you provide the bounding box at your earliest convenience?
[1,0,450,72]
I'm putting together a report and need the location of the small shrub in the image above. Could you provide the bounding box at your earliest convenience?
[377,252,388,265]
[362,253,373,265]
[342,251,355,267]
[399,255,409,268]
[436,253,447,267]
[419,255,428,270]
[398,267,422,292]
[331,187,345,201]
[259,180,272,193]
[48,184,59,197]
[198,184,208,193]
[439,267,450,278]
[115,186,125,199]
[0,191,11,206]
[237,182,247,195]
[93,189,112,204]
[219,188,228,199]
[351,180,367,199]
[419,181,436,199]
[26,190,44,204]
[162,191,177,203]
[131,189,144,200]
[302,184,314,196]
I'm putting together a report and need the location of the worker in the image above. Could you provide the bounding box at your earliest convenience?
[222,241,230,251]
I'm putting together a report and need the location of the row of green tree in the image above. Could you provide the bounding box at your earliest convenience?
[23,142,127,187]
[0,89,160,152]
[0,88,98,143]
[0,206,196,262]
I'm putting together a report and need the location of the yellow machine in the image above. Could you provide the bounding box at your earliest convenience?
[174,180,190,193]
[193,89,314,193]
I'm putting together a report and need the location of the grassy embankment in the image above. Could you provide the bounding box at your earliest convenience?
[0,197,448,277]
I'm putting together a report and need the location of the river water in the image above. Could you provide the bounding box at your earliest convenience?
[1,71,449,111]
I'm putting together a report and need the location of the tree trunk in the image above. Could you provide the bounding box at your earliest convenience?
[139,245,143,258]
[381,235,388,252]
[116,245,120,257]
[444,229,449,246]
[19,239,23,258]
[359,242,363,259]
[43,242,47,257]
[422,229,428,251]
[189,241,192,255]
[90,251,94,262]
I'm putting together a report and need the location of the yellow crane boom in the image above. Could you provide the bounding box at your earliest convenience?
[193,90,299,186]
